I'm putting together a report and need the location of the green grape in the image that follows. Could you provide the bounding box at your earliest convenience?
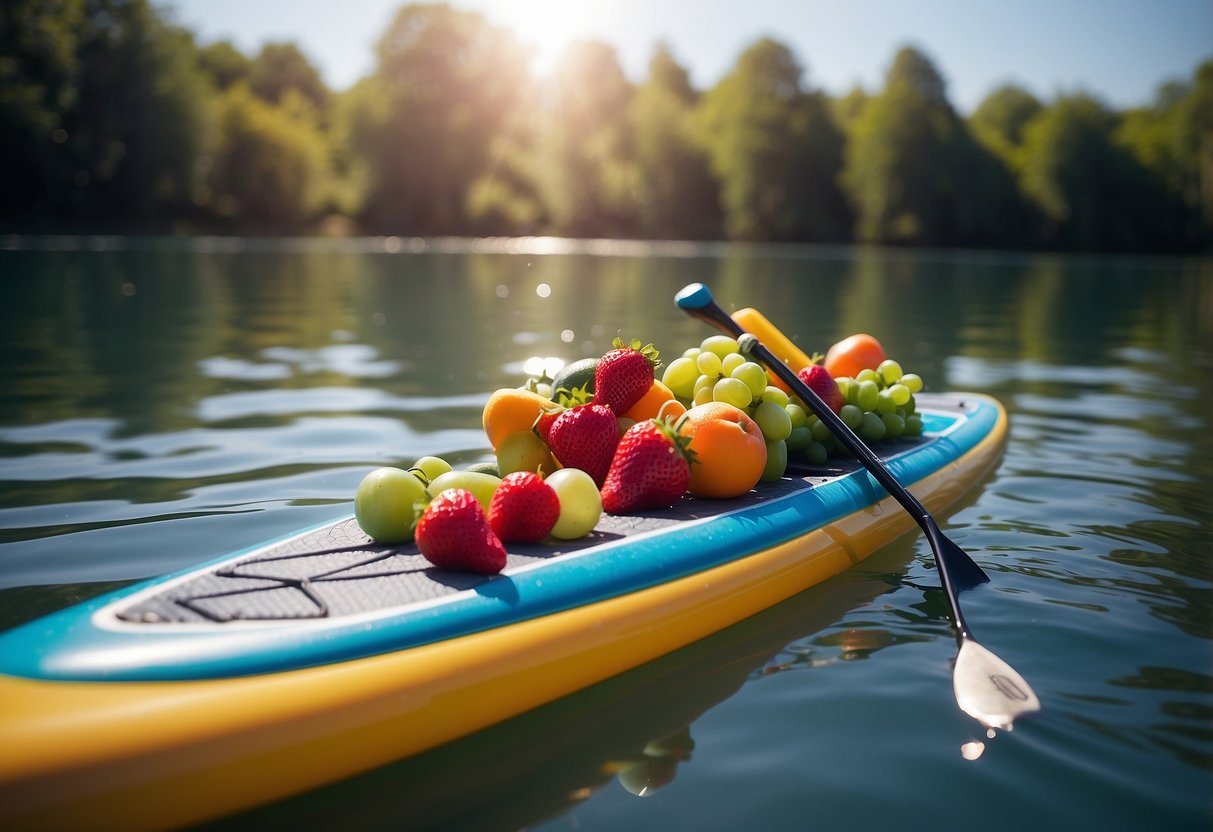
[713,377,753,409]
[887,383,911,406]
[786,425,812,451]
[721,352,746,375]
[904,414,924,436]
[662,357,699,399]
[877,359,903,384]
[696,350,722,377]
[692,385,715,406]
[427,470,501,511]
[785,402,809,429]
[545,468,603,540]
[731,362,768,398]
[682,347,702,362]
[881,412,905,439]
[760,439,788,483]
[805,440,829,465]
[835,376,857,405]
[810,418,832,442]
[856,380,879,411]
[761,386,789,408]
[840,403,864,430]
[701,335,740,359]
[858,411,886,441]
[856,368,881,385]
[753,400,793,441]
[875,389,897,414]
[903,395,916,414]
[901,373,924,394]
[693,373,716,397]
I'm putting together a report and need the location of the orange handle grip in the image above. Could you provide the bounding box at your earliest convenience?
[730,308,814,390]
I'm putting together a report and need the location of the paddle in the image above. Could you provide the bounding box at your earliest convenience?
[674,282,1040,730]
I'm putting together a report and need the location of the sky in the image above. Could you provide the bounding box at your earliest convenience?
[167,0,1212,113]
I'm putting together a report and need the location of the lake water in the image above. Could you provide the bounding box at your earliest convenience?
[1,237,1210,830]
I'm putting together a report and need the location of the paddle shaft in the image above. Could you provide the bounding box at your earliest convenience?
[675,284,1045,728]
[675,284,987,618]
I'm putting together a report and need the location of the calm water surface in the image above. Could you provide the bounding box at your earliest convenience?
[1,238,1210,830]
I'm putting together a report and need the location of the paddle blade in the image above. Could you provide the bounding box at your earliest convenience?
[930,525,990,592]
[953,638,1041,730]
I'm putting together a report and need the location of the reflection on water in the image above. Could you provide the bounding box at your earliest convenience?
[1,239,1210,830]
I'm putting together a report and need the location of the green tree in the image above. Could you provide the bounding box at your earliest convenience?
[64,0,212,224]
[844,46,965,245]
[347,3,530,234]
[197,39,251,91]
[1019,93,1170,250]
[249,41,329,120]
[206,83,332,231]
[969,84,1042,166]
[696,38,849,241]
[630,42,721,239]
[537,40,641,237]
[0,0,84,223]
[1117,61,1213,247]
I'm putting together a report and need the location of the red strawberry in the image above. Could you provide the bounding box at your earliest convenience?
[594,338,660,416]
[532,403,564,445]
[489,471,561,543]
[531,385,593,445]
[547,403,619,486]
[797,361,843,414]
[415,489,508,574]
[601,417,696,514]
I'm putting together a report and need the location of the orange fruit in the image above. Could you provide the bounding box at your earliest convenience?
[679,402,767,499]
[623,380,687,423]
[482,387,556,450]
[823,333,886,380]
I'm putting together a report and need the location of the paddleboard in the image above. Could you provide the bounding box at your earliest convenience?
[0,391,1006,830]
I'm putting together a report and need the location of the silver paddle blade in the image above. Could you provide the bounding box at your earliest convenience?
[953,638,1041,730]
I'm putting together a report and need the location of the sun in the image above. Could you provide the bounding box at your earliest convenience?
[487,0,592,75]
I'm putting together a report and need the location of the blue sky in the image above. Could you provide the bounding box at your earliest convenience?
[167,0,1212,113]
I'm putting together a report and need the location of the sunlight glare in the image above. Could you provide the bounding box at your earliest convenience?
[491,0,592,75]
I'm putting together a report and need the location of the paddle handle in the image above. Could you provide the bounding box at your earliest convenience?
[675,283,988,590]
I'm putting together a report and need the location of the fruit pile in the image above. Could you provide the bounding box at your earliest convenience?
[353,330,925,574]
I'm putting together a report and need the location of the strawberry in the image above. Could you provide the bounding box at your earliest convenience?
[797,360,843,414]
[532,403,564,445]
[415,489,508,574]
[489,471,561,543]
[594,338,660,416]
[547,403,619,486]
[601,417,696,514]
[531,385,593,445]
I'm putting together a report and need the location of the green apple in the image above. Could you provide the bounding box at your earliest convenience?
[354,467,428,543]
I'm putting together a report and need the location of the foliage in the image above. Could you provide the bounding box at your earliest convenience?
[695,38,849,241]
[537,40,641,237]
[206,84,333,231]
[197,40,251,91]
[630,43,721,239]
[349,3,531,234]
[0,2,1209,250]
[249,42,330,120]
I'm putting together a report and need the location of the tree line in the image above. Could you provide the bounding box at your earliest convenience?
[3,1,1211,252]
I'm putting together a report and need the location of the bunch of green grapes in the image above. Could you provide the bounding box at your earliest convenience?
[801,360,926,460]
[661,335,806,480]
